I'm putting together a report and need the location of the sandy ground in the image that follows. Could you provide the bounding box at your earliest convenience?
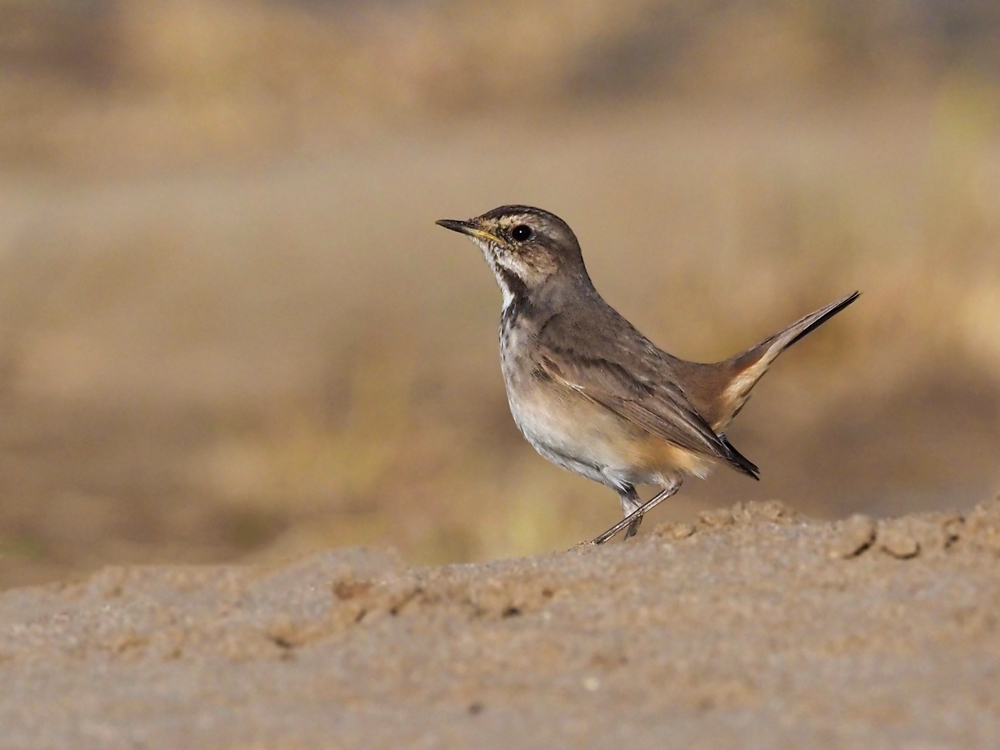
[3,497,1000,749]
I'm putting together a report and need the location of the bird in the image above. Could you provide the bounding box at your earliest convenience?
[436,205,858,544]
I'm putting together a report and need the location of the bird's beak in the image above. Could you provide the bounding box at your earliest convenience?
[436,218,501,244]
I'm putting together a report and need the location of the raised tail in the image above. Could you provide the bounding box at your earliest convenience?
[717,291,859,427]
[769,291,861,352]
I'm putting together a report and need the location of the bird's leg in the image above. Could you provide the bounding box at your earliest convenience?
[592,476,683,545]
[617,486,643,540]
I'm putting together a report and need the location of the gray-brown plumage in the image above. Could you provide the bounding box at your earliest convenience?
[437,205,858,543]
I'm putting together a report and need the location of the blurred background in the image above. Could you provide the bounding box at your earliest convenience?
[0,0,998,588]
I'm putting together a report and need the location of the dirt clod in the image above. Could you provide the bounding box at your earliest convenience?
[829,514,877,558]
[879,528,920,559]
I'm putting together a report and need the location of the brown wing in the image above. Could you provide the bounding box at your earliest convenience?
[534,314,759,478]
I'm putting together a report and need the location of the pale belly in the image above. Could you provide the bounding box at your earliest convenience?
[501,347,713,489]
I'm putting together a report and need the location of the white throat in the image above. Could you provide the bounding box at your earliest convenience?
[480,245,516,309]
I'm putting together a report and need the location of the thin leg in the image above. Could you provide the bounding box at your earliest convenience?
[617,486,643,540]
[592,476,683,545]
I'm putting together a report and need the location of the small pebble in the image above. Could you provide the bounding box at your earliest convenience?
[671,523,697,539]
[754,499,795,522]
[879,527,920,559]
[653,522,696,539]
[699,508,733,527]
[829,514,876,559]
[731,502,753,524]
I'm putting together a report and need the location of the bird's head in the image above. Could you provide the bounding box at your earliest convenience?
[437,205,587,305]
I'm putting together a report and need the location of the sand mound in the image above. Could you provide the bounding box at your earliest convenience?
[3,498,1000,748]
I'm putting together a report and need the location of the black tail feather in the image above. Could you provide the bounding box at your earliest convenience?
[784,291,860,350]
[720,433,760,480]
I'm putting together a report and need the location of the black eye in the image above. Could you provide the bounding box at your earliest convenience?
[511,224,533,242]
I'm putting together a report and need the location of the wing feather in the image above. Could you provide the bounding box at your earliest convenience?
[535,313,759,478]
